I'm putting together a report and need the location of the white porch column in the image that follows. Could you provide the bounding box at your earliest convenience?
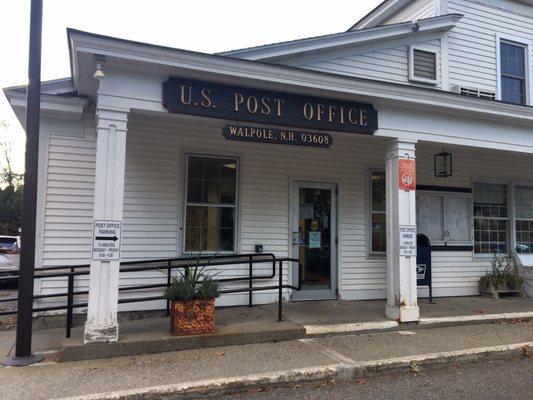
[84,108,128,343]
[385,139,419,322]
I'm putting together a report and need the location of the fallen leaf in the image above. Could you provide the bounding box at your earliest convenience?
[409,362,420,373]
[356,379,366,385]
[452,363,461,368]
[523,345,533,358]
[473,310,485,314]
[215,351,225,357]
[248,387,266,393]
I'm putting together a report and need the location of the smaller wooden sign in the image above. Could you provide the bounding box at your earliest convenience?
[398,159,416,190]
[222,124,332,148]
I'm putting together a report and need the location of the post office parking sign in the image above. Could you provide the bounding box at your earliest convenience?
[399,225,417,256]
[92,220,122,261]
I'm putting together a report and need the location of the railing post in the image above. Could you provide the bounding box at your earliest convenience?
[278,260,283,322]
[248,255,253,307]
[66,267,74,338]
[166,261,171,317]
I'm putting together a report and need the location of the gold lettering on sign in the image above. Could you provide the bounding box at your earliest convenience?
[328,106,336,123]
[261,97,271,115]
[316,104,325,121]
[339,106,345,124]
[348,108,358,125]
[303,103,313,120]
[180,85,192,105]
[200,88,212,108]
[274,98,284,117]
[247,96,258,114]
[233,93,244,111]
[360,109,368,126]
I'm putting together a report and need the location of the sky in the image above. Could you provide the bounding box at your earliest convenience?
[0,0,382,174]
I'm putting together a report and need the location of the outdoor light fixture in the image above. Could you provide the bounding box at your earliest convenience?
[434,150,452,178]
[93,63,106,80]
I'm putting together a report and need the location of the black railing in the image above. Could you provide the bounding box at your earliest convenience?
[0,253,302,338]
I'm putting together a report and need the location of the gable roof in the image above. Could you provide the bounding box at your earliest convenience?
[349,0,413,30]
[220,13,461,62]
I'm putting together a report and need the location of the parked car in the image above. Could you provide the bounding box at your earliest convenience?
[0,236,20,285]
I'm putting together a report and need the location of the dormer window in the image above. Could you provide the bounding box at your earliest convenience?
[409,46,438,85]
[499,40,527,105]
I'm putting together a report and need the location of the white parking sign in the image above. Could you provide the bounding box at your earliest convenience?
[92,220,122,261]
[399,225,417,257]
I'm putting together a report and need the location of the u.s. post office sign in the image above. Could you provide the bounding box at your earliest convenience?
[162,77,378,134]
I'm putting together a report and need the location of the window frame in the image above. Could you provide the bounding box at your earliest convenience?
[367,168,387,256]
[472,180,511,258]
[416,190,473,247]
[513,183,533,255]
[496,34,532,106]
[408,45,439,85]
[181,153,240,255]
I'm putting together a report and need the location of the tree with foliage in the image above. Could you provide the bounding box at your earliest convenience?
[0,120,23,235]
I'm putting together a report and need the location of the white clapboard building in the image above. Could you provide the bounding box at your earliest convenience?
[5,0,533,342]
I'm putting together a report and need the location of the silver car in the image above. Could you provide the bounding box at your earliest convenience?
[0,236,20,283]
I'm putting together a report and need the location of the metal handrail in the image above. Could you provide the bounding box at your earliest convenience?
[0,253,302,338]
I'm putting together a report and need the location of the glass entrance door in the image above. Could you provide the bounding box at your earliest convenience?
[292,182,337,301]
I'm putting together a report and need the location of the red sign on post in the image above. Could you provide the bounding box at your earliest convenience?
[398,159,416,191]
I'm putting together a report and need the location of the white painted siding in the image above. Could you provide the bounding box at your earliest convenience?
[295,39,441,88]
[36,112,533,310]
[383,0,436,25]
[447,0,533,95]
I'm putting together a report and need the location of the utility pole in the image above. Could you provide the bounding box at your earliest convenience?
[1,0,44,367]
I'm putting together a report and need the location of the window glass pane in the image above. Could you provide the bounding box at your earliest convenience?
[371,213,387,253]
[371,171,386,213]
[185,206,235,252]
[370,170,386,253]
[185,155,237,252]
[418,195,444,242]
[500,42,526,105]
[515,186,533,254]
[473,183,508,254]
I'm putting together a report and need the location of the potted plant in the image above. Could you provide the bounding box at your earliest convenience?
[164,264,220,336]
[479,254,524,298]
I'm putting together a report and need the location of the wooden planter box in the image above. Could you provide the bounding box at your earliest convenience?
[479,281,520,299]
[170,299,215,336]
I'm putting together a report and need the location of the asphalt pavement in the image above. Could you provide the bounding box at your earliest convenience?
[213,356,533,400]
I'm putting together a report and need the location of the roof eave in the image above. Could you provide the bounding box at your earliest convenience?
[219,14,462,61]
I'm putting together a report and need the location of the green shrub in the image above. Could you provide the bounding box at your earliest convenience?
[481,254,524,291]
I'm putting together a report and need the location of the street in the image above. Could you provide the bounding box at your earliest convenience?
[213,357,533,400]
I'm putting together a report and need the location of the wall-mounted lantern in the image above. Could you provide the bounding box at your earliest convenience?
[434,150,452,178]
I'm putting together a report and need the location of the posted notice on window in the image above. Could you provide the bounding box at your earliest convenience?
[399,225,416,257]
[92,220,122,261]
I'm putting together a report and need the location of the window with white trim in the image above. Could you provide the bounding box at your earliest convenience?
[184,155,237,253]
[370,170,386,253]
[515,186,533,254]
[500,40,527,105]
[473,183,508,254]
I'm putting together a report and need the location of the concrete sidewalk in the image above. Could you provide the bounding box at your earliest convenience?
[1,296,533,361]
[1,319,532,400]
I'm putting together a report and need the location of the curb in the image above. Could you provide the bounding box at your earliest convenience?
[304,311,533,336]
[57,342,533,400]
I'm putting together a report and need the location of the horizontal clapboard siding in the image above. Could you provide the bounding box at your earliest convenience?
[297,39,441,87]
[447,0,533,93]
[416,142,533,297]
[383,0,435,25]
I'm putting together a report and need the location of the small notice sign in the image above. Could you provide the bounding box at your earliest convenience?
[92,220,122,261]
[398,159,416,191]
[399,225,417,257]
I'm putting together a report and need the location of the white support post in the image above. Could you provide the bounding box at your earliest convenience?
[385,139,420,322]
[84,108,128,343]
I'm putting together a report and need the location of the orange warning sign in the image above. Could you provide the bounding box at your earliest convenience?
[399,159,416,191]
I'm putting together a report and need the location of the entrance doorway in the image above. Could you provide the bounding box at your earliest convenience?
[291,181,337,301]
